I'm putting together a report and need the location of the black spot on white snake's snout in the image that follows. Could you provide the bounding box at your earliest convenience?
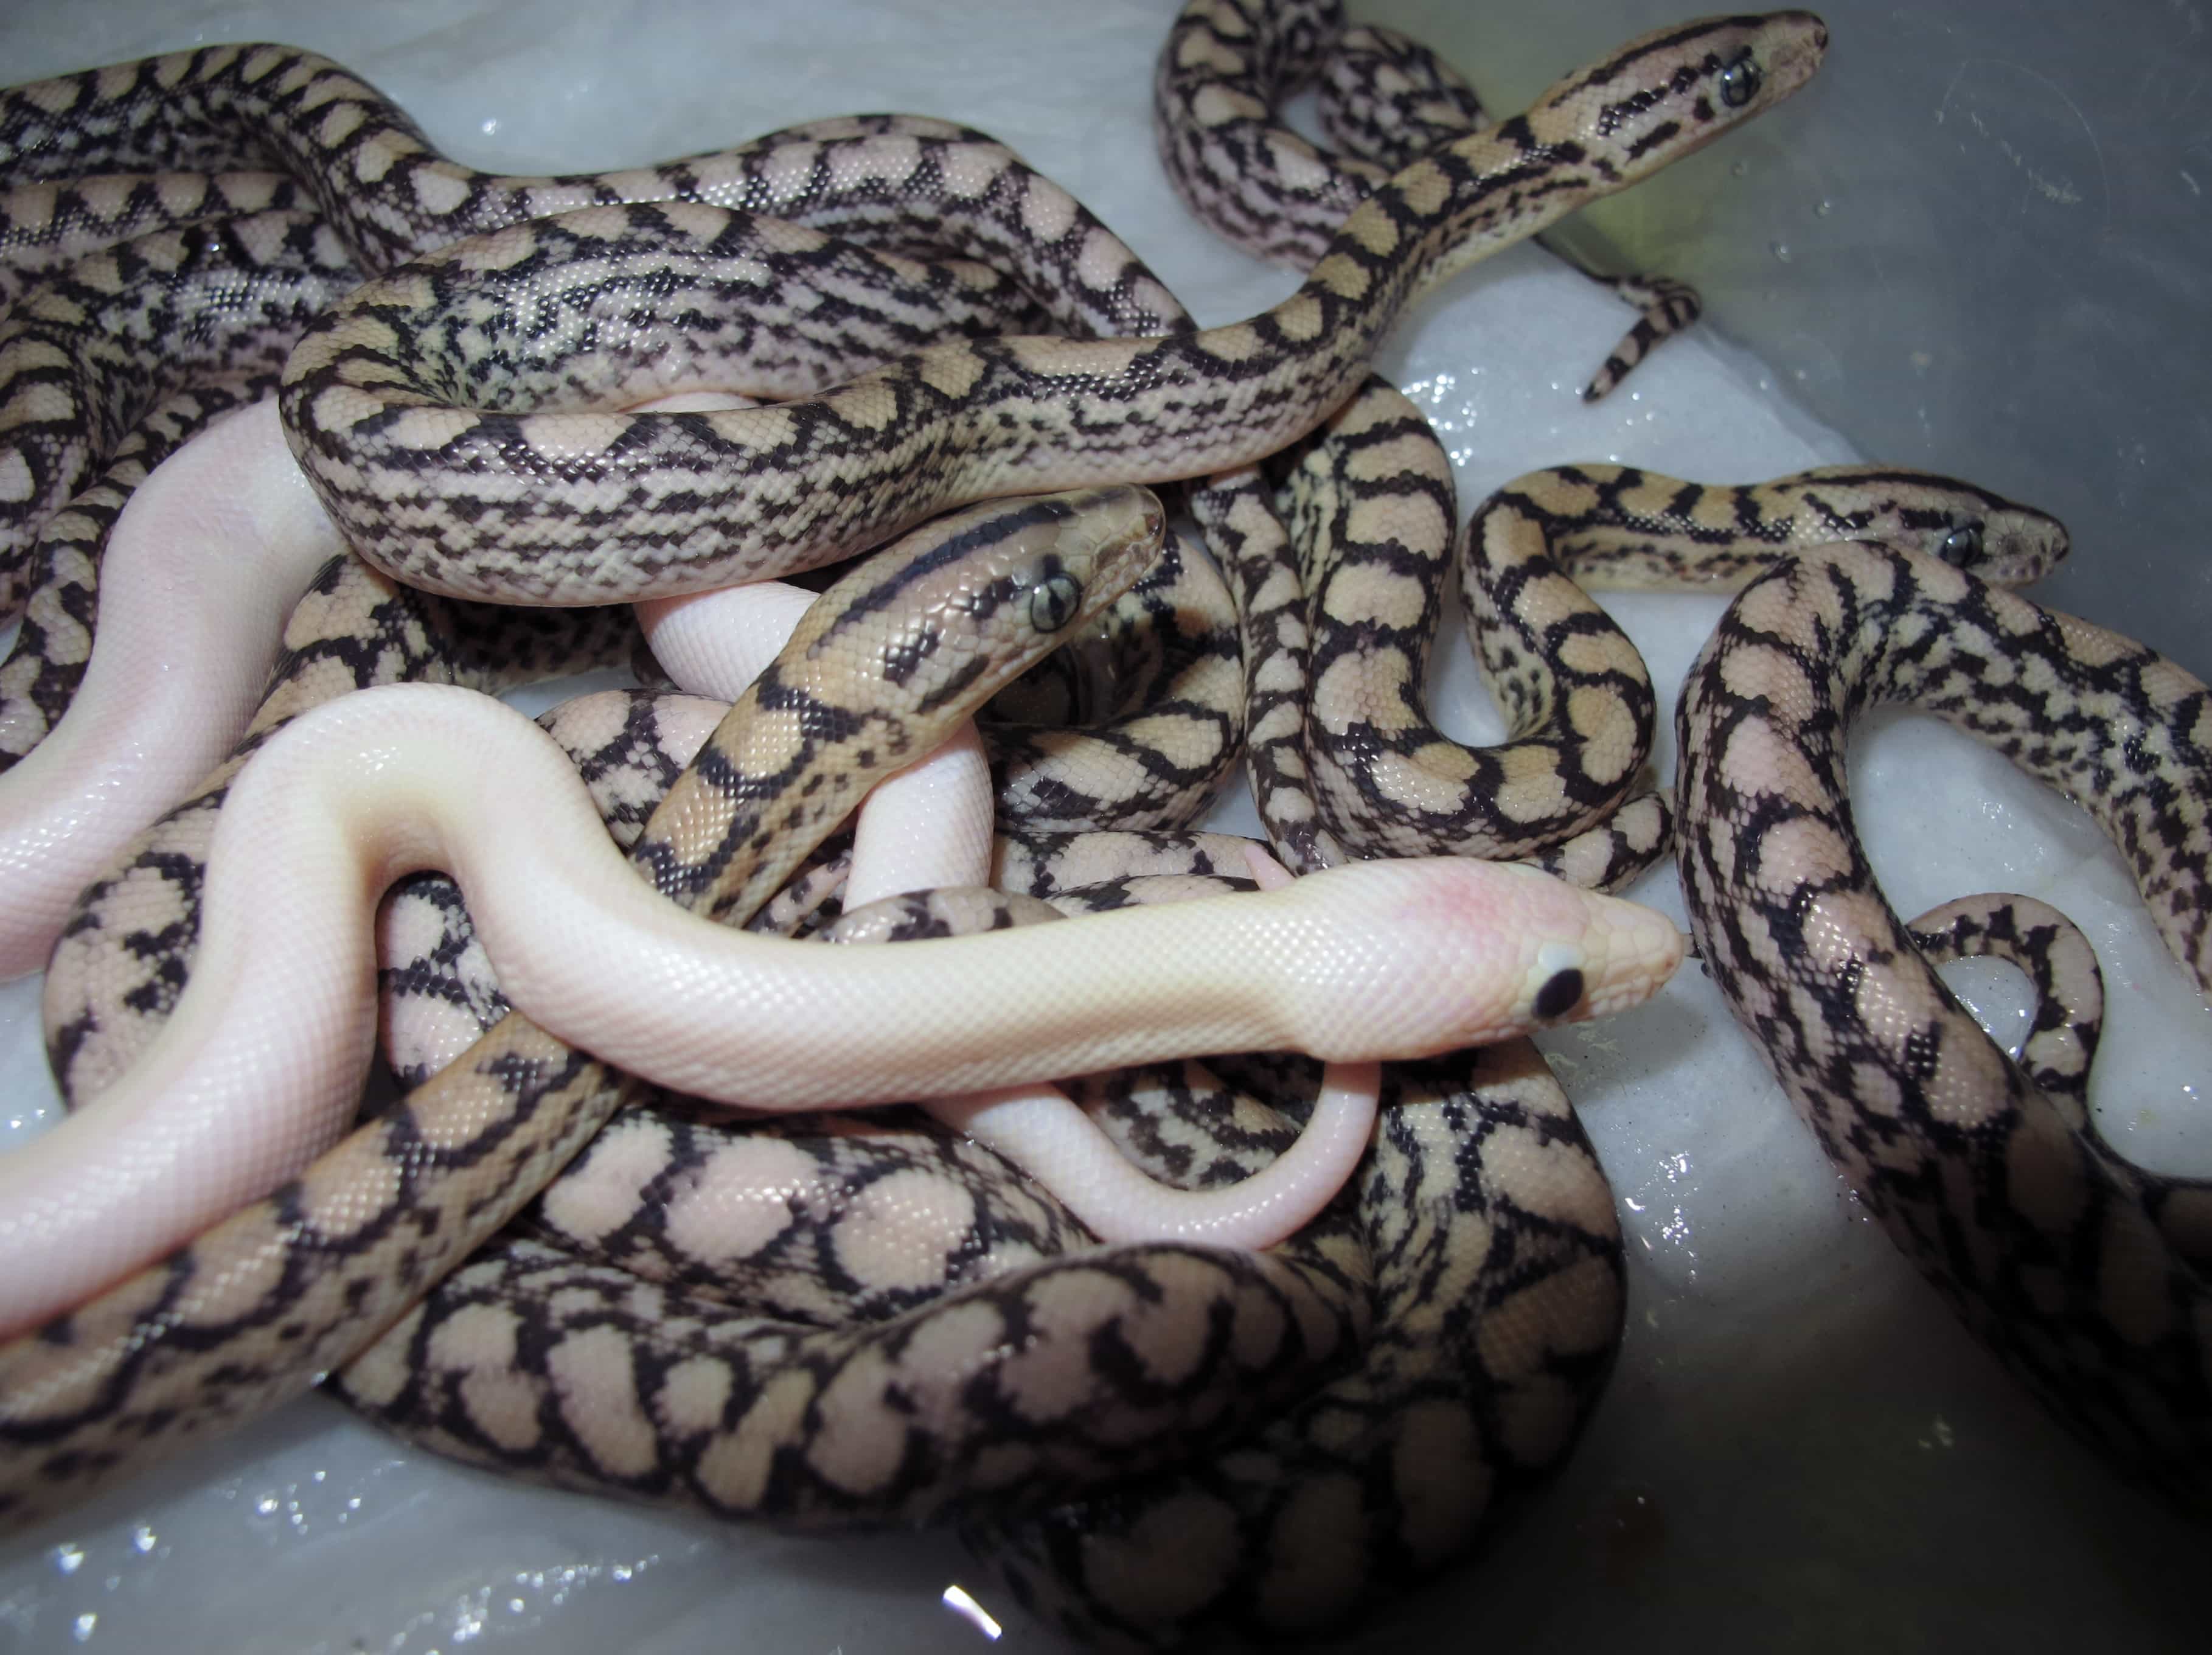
[1717,48,1761,108]
[1028,571,1083,633]
[1534,967,1587,1020]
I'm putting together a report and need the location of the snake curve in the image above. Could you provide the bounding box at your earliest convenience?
[0,194,1167,983]
[341,686,1626,1640]
[21,114,1236,1079]
[0,483,1158,1519]
[1153,0,1705,402]
[1677,537,2212,1512]
[0,104,1198,850]
[260,12,1826,607]
[0,3,1814,1628]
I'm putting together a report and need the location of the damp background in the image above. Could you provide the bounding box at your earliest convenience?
[0,2,2204,1652]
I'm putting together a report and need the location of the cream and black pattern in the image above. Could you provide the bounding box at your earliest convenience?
[0,167,312,302]
[0,376,274,765]
[0,91,1194,770]
[0,6,1826,1628]
[0,483,1165,1531]
[1153,0,1704,402]
[41,549,644,1104]
[33,128,1184,1096]
[969,1039,1624,1645]
[1904,893,2106,1109]
[338,863,1376,1528]
[0,207,356,607]
[1217,437,2069,890]
[984,526,1245,832]
[1676,538,2212,1512]
[341,683,1627,1639]
[272,13,1825,605]
[0,55,1186,335]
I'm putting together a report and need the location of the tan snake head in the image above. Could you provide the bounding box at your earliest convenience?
[1543,12,1829,178]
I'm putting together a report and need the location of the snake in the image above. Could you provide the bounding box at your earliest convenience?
[0,197,1192,983]
[336,678,1628,1642]
[1676,536,2212,1511]
[0,478,1680,1524]
[0,0,1814,1601]
[244,11,1826,607]
[1153,0,1706,402]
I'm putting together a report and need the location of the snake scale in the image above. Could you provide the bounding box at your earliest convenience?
[0,6,1761,1593]
[1677,540,2212,1511]
[13,0,2194,1646]
[1155,0,1705,403]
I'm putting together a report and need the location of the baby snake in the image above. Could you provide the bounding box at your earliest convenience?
[0,0,1814,1637]
[1677,538,2212,1511]
[1154,0,1703,402]
[262,12,1824,606]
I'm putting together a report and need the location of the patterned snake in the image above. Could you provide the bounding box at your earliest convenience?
[0,10,1831,1554]
[1155,0,1705,402]
[1677,540,2212,1512]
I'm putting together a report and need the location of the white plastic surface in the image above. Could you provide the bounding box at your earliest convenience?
[0,2,2205,1651]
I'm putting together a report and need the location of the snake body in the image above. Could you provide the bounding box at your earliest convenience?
[0,482,1172,1521]
[1154,0,1705,402]
[0,4,1826,1627]
[1677,538,2212,1510]
[265,12,1824,607]
[0,207,356,603]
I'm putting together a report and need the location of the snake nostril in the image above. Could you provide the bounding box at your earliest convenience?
[1534,967,1586,1020]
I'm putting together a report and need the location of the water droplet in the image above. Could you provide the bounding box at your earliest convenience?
[130,1525,156,1553]
[52,1543,84,1575]
[1814,197,1834,217]
[1771,241,1792,262]
[1731,159,1748,178]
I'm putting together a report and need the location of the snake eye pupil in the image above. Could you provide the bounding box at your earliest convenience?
[1939,524,1983,565]
[1719,50,1761,108]
[1028,571,1082,633]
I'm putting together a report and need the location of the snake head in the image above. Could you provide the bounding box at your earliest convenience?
[1939,502,2071,585]
[1547,11,1830,177]
[801,486,1166,713]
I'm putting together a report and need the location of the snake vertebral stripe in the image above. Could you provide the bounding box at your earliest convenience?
[1676,537,2212,1511]
[270,13,1826,605]
[1153,0,1706,402]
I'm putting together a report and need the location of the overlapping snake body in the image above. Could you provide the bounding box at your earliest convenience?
[0,483,1174,1526]
[1677,540,2212,1510]
[0,8,1839,1640]
[268,12,1828,605]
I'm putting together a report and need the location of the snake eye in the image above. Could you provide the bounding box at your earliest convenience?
[1938,523,1983,565]
[1718,49,1761,108]
[1027,571,1083,633]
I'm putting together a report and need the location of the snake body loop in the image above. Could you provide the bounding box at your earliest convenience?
[1677,538,2212,1511]
[1154,0,1708,401]
[272,13,1826,605]
[0,483,1167,1526]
